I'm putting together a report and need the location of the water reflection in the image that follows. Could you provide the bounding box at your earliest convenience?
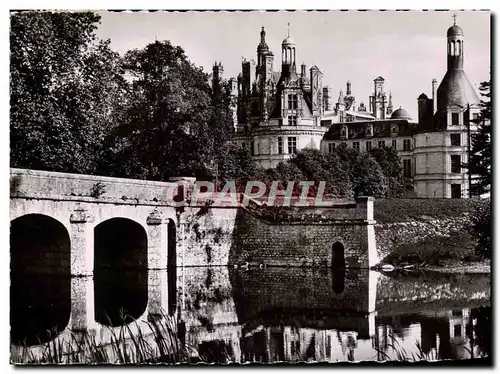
[94,269,148,326]
[10,274,70,346]
[10,266,491,364]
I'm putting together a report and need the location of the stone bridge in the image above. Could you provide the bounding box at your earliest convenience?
[10,168,379,335]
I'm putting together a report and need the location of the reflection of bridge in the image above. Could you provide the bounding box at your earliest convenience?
[10,168,379,341]
[180,268,490,363]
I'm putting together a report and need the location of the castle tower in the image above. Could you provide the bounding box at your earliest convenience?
[387,91,393,115]
[370,76,387,119]
[212,61,224,89]
[257,26,270,67]
[212,61,224,104]
[281,23,296,78]
[436,15,479,113]
[310,65,323,117]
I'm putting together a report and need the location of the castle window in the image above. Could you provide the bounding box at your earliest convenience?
[450,134,461,146]
[278,137,283,154]
[378,140,385,148]
[392,139,397,150]
[250,141,255,156]
[366,141,372,152]
[341,125,348,139]
[288,116,297,126]
[288,94,298,110]
[403,139,411,151]
[391,125,399,136]
[451,112,459,126]
[403,159,412,178]
[242,142,246,149]
[451,155,461,173]
[353,142,360,151]
[288,137,297,154]
[451,184,462,199]
[328,143,335,153]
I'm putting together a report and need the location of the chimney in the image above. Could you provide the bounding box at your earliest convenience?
[301,63,306,77]
[432,79,437,114]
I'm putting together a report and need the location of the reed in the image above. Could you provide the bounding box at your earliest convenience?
[11,310,200,365]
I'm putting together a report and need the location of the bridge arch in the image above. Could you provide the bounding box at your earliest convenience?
[94,217,148,326]
[167,218,177,316]
[10,214,71,345]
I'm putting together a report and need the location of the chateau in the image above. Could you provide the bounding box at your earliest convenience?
[214,19,482,198]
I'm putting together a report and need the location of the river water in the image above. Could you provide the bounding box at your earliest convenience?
[10,267,491,364]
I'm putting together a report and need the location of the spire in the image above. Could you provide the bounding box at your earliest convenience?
[453,12,457,26]
[287,22,291,37]
[338,90,344,103]
[346,81,352,96]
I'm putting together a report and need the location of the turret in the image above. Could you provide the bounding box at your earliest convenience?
[447,14,464,71]
[281,23,296,78]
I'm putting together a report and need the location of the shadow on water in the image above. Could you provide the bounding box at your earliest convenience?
[94,269,148,326]
[10,274,70,346]
[94,218,148,326]
[10,214,71,346]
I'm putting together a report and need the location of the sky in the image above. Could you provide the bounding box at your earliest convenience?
[95,10,491,119]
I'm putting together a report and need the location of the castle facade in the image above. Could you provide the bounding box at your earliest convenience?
[215,19,482,198]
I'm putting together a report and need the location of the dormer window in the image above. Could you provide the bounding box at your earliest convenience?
[391,124,399,136]
[365,124,373,138]
[340,125,348,139]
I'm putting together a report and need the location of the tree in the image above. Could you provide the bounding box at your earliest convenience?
[107,40,216,181]
[467,80,491,196]
[289,148,352,197]
[465,79,491,258]
[334,146,388,197]
[10,11,127,174]
[369,146,406,197]
[469,200,491,259]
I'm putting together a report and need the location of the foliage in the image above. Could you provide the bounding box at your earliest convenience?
[467,80,491,196]
[288,148,352,197]
[10,11,128,174]
[335,145,388,197]
[103,40,215,181]
[374,198,478,224]
[214,144,263,189]
[468,199,491,259]
[369,146,406,197]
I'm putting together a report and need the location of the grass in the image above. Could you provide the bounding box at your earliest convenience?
[374,198,482,224]
[383,231,479,266]
[10,310,200,365]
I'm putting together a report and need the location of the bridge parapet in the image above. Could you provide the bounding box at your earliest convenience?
[10,168,182,206]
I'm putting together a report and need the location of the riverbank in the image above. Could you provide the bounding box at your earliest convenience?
[422,259,490,274]
[374,198,489,272]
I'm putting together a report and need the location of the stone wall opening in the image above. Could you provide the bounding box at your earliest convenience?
[332,242,346,269]
[167,218,177,316]
[10,214,70,345]
[94,218,147,326]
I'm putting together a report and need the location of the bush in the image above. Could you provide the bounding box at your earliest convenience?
[469,199,491,259]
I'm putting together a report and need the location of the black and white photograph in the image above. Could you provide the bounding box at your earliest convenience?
[8,8,492,366]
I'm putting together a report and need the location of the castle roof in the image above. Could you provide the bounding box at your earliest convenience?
[447,24,464,37]
[323,119,415,141]
[437,69,480,111]
[391,108,412,120]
